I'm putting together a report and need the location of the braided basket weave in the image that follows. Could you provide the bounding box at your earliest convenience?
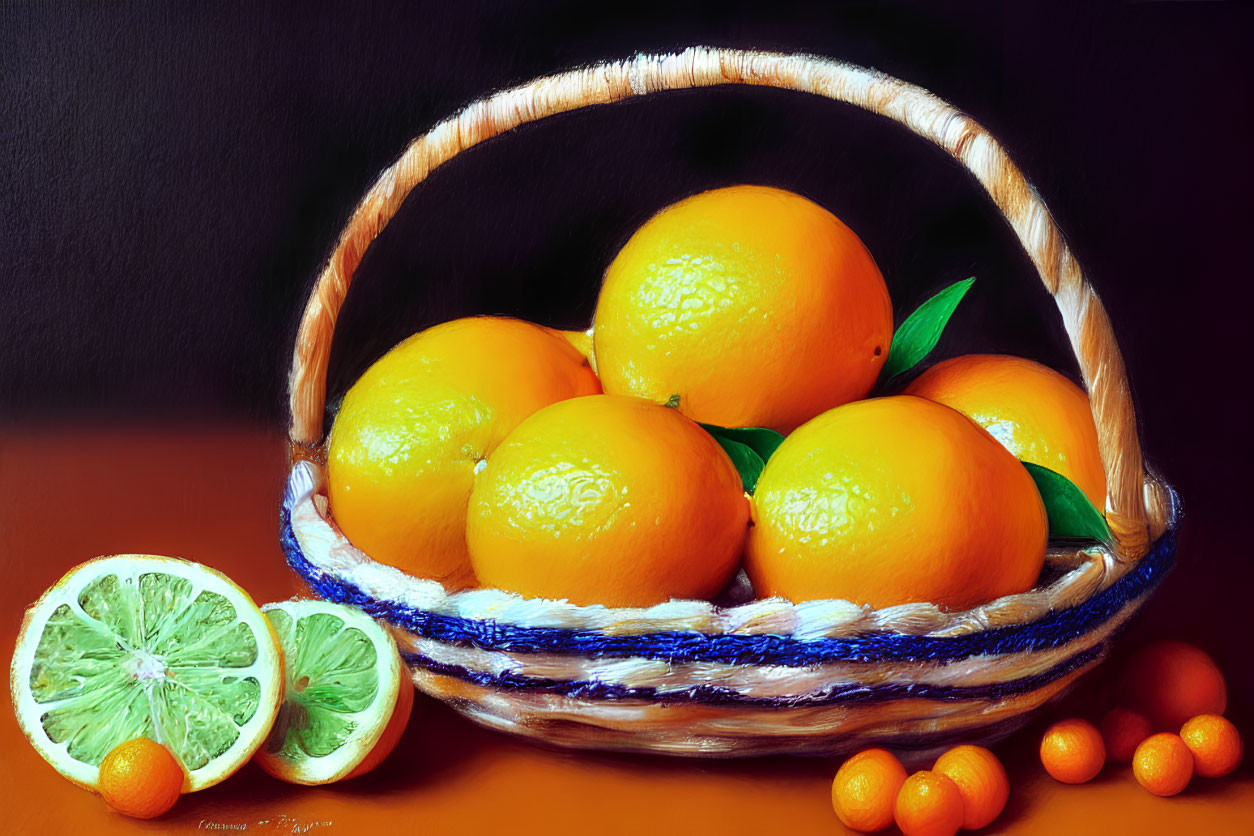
[282,47,1178,757]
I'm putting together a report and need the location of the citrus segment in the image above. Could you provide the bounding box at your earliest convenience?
[10,555,283,791]
[254,600,411,784]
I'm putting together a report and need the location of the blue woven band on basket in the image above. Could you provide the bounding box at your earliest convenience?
[280,501,1175,667]
[400,642,1105,707]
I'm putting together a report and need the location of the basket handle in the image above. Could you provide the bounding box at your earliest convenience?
[287,47,1154,558]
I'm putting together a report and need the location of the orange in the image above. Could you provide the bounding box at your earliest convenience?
[904,354,1106,509]
[830,748,908,832]
[466,394,749,607]
[894,771,965,836]
[1180,714,1243,778]
[1118,641,1227,730]
[1133,733,1194,796]
[327,316,600,587]
[1040,718,1106,784]
[592,185,892,433]
[96,738,185,819]
[745,396,1046,608]
[932,744,1010,829]
[1100,707,1152,764]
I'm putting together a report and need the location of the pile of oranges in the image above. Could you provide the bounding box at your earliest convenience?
[830,640,1243,834]
[326,184,1109,611]
[1041,640,1242,797]
[832,745,1009,836]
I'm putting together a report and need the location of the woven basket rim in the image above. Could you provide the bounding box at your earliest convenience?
[283,460,1179,647]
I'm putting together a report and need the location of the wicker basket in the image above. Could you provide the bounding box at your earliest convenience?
[281,47,1178,757]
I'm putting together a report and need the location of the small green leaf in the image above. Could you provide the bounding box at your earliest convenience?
[699,424,786,463]
[664,394,681,408]
[708,436,766,493]
[881,277,976,382]
[1022,462,1112,543]
[699,424,786,493]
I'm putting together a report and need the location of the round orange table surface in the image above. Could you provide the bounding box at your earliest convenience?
[2,424,1250,834]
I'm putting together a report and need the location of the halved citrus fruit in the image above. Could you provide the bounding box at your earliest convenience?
[9,554,284,791]
[253,600,413,784]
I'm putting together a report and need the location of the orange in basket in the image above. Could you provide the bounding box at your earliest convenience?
[592,184,893,434]
[745,395,1047,608]
[466,394,749,607]
[326,316,599,587]
[904,354,1107,508]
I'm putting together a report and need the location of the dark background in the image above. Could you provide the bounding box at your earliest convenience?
[3,2,1252,695]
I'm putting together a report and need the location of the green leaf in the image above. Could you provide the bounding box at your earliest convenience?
[881,277,976,382]
[699,424,786,494]
[1022,462,1112,543]
[664,394,681,408]
[708,436,766,493]
[699,425,786,463]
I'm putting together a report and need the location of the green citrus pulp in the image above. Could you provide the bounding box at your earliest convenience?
[262,608,380,760]
[11,555,283,790]
[32,573,261,767]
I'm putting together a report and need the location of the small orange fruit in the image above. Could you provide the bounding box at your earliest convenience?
[1101,707,1152,764]
[746,396,1046,608]
[466,394,749,606]
[1133,733,1194,796]
[894,771,965,836]
[593,185,893,433]
[1119,641,1227,731]
[1040,718,1106,783]
[932,744,1009,829]
[1180,714,1243,778]
[831,748,908,832]
[903,354,1106,509]
[97,738,185,819]
[328,316,600,587]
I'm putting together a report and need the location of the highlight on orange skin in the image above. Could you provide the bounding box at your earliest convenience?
[1180,714,1243,779]
[830,748,908,832]
[1133,733,1194,797]
[1040,718,1106,784]
[894,770,965,836]
[932,744,1009,830]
